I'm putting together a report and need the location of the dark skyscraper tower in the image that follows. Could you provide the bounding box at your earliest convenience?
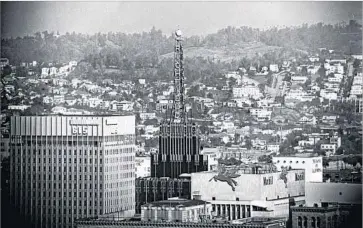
[151,30,207,178]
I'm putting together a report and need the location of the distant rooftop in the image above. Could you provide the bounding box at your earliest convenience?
[274,153,320,158]
[231,216,287,225]
[142,198,209,208]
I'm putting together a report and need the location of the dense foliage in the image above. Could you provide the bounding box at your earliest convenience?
[2,21,361,67]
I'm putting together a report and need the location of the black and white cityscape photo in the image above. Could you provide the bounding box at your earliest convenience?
[0,1,362,228]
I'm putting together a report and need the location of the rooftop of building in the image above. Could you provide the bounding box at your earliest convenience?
[291,205,346,212]
[15,114,132,117]
[196,164,304,175]
[142,198,210,208]
[76,216,286,227]
[231,216,287,225]
[274,153,321,158]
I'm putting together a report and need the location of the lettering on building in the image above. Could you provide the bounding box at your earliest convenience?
[72,126,88,135]
[69,119,100,125]
[295,173,305,181]
[263,176,273,185]
[312,168,322,173]
[313,159,321,163]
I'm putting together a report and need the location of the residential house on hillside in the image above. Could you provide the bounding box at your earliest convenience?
[51,106,67,114]
[41,67,50,77]
[320,144,337,156]
[267,144,280,153]
[49,67,58,76]
[43,96,53,105]
[64,96,77,106]
[233,97,252,108]
[251,138,267,150]
[320,89,338,100]
[291,75,308,84]
[321,115,338,124]
[53,95,65,105]
[325,63,344,74]
[233,85,263,99]
[307,65,320,75]
[269,64,279,72]
[110,100,134,112]
[140,112,156,120]
[309,56,320,62]
[71,90,91,99]
[299,114,317,125]
[108,91,118,96]
[71,79,82,88]
[86,97,103,108]
[52,78,69,86]
[99,101,111,110]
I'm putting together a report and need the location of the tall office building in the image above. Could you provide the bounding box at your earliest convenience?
[151,29,208,178]
[9,115,136,228]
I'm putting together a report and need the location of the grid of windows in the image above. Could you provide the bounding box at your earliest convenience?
[10,116,135,228]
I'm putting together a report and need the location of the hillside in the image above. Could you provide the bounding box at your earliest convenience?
[1,21,361,68]
[160,42,282,63]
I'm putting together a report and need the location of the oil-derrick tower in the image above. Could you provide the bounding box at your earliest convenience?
[151,29,208,178]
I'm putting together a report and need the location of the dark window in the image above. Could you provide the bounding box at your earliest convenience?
[236,197,239,201]
[212,197,216,200]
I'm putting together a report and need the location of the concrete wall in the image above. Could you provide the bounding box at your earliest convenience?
[305,182,362,207]
[10,115,135,137]
[191,170,305,202]
[272,157,323,183]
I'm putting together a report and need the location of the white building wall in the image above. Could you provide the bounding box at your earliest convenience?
[305,182,362,207]
[9,115,136,228]
[135,156,151,178]
[272,156,323,183]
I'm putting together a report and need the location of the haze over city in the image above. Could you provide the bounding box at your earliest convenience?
[1,1,362,38]
[1,1,363,228]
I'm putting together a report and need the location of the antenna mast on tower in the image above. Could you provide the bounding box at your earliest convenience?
[171,29,186,123]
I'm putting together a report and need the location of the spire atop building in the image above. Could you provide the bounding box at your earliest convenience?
[171,29,186,123]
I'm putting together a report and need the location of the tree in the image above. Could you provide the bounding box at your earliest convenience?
[135,113,141,123]
[228,77,237,88]
[187,85,203,97]
[317,66,326,78]
[336,147,344,155]
[353,59,361,68]
[258,155,272,163]
[144,118,158,126]
[2,65,12,76]
[244,137,252,149]
[301,66,308,76]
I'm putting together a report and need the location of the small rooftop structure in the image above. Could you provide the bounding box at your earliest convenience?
[231,216,287,225]
[143,198,209,208]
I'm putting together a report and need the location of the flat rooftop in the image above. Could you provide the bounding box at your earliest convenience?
[231,217,287,225]
[143,198,209,208]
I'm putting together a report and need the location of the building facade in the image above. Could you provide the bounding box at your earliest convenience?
[272,156,323,183]
[291,206,345,228]
[9,115,136,228]
[290,182,362,228]
[151,122,208,178]
[191,167,306,220]
[135,156,151,178]
[76,219,287,228]
[135,176,191,214]
[151,30,208,179]
[141,198,212,222]
[304,182,362,207]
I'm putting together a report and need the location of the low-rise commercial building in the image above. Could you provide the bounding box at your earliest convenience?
[191,165,305,220]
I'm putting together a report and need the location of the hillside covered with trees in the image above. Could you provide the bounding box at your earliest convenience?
[1,20,361,84]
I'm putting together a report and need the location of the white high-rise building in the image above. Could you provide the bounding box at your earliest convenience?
[10,115,136,228]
